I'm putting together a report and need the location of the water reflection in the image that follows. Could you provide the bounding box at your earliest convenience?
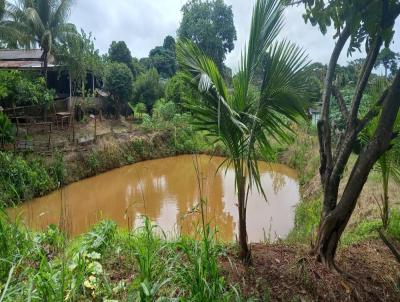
[8,155,300,242]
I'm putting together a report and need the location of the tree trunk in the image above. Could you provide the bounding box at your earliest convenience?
[43,49,49,82]
[382,168,390,229]
[237,174,251,263]
[315,69,400,267]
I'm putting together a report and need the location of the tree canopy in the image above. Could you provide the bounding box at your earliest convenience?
[148,36,177,78]
[107,40,140,79]
[6,0,76,77]
[105,62,133,117]
[56,29,102,95]
[375,47,400,78]
[178,0,237,71]
[132,68,164,112]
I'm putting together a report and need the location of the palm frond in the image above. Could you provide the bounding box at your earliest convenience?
[50,0,72,31]
[233,0,284,110]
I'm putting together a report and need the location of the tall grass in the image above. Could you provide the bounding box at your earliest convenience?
[127,217,172,301]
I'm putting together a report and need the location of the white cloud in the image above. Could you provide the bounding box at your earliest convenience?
[69,0,400,71]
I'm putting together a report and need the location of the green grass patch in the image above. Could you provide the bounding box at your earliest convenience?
[286,197,321,244]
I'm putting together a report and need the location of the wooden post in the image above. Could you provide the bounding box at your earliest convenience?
[72,113,75,143]
[94,116,97,142]
[48,123,52,150]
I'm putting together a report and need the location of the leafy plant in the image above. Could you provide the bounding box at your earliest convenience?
[0,112,14,148]
[128,217,171,301]
[177,0,309,261]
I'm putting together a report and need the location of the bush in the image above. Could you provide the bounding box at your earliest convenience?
[48,150,67,186]
[104,62,133,117]
[153,99,176,122]
[0,70,55,107]
[0,152,56,206]
[0,111,15,148]
[132,68,164,111]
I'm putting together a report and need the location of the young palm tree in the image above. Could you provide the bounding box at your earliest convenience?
[177,0,310,262]
[360,82,400,229]
[6,0,75,78]
[376,144,400,229]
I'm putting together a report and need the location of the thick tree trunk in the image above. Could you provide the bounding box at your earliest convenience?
[315,70,400,266]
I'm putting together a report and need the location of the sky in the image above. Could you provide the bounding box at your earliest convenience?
[69,0,400,72]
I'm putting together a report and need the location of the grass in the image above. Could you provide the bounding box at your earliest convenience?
[0,208,245,301]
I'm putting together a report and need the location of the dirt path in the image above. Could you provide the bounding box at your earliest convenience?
[221,240,400,301]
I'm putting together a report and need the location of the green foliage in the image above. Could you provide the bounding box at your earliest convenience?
[0,112,15,148]
[108,41,139,78]
[0,71,55,107]
[56,29,103,95]
[87,151,100,174]
[374,47,400,78]
[48,150,67,186]
[177,228,236,301]
[178,0,310,258]
[178,0,237,70]
[132,68,164,111]
[287,198,321,243]
[153,99,176,122]
[0,152,56,206]
[105,62,133,116]
[133,102,147,118]
[388,209,400,240]
[341,220,382,245]
[127,217,171,301]
[82,220,117,254]
[292,0,399,53]
[0,209,33,283]
[165,71,198,108]
[7,0,76,71]
[148,36,177,78]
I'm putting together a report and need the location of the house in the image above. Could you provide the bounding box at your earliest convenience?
[0,49,55,69]
[309,102,322,125]
[0,49,101,99]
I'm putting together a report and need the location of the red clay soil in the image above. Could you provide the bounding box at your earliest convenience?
[220,240,400,301]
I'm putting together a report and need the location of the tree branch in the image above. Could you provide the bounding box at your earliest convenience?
[348,36,383,123]
[378,229,400,263]
[318,25,351,186]
[356,89,388,132]
[331,85,349,120]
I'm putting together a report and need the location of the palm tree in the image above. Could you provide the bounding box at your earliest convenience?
[6,0,75,78]
[177,0,310,262]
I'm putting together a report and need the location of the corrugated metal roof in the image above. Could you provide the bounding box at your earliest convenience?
[0,60,56,69]
[0,49,44,61]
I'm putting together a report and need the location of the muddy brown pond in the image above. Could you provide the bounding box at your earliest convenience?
[9,155,300,242]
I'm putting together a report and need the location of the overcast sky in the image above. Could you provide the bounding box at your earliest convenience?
[69,0,400,73]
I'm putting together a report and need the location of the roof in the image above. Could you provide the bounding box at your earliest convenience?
[0,49,54,64]
[0,49,44,61]
[0,49,56,69]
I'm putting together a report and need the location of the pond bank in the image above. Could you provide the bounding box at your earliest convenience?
[1,129,221,206]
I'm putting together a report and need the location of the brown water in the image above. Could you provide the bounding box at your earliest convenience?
[8,155,300,242]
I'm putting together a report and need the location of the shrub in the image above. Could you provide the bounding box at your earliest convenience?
[0,111,15,148]
[48,150,67,186]
[153,99,176,122]
[0,152,56,206]
[0,70,55,107]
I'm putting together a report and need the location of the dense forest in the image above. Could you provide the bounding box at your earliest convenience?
[0,0,400,301]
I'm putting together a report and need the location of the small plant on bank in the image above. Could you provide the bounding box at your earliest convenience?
[0,112,15,149]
